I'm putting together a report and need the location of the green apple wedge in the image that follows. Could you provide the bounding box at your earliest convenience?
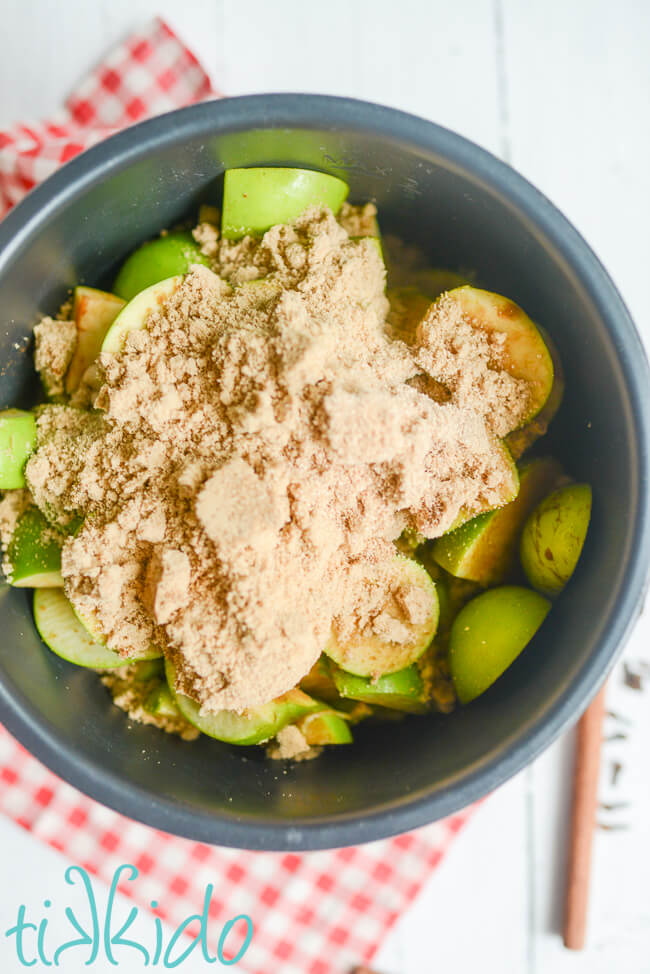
[325,555,439,678]
[520,484,592,596]
[7,508,63,587]
[296,710,353,746]
[0,409,37,489]
[113,231,210,302]
[442,439,520,536]
[33,588,142,668]
[65,287,125,393]
[144,682,183,719]
[331,663,430,714]
[431,456,565,586]
[387,287,434,345]
[101,276,182,356]
[221,167,349,239]
[300,656,373,723]
[165,660,323,745]
[72,601,162,661]
[505,326,565,459]
[449,585,551,704]
[299,654,341,704]
[434,287,555,432]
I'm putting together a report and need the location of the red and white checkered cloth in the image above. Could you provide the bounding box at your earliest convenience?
[0,18,475,973]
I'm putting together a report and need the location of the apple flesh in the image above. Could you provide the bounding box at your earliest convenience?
[113,231,210,302]
[432,456,565,586]
[144,683,182,719]
[520,484,592,596]
[387,287,433,344]
[8,508,63,587]
[449,585,551,704]
[442,440,520,537]
[101,276,182,356]
[431,287,555,433]
[297,710,353,746]
[66,287,125,393]
[221,167,348,239]
[33,588,139,668]
[165,660,322,745]
[506,325,565,459]
[325,556,439,678]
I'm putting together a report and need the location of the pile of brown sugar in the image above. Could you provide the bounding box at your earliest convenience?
[26,205,524,715]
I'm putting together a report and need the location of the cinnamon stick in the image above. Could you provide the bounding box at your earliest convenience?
[563,684,607,949]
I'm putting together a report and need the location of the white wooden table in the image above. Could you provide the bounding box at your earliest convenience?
[1,1,649,971]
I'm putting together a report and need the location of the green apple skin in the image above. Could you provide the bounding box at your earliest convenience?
[432,456,565,586]
[33,588,137,668]
[131,659,165,681]
[449,585,551,704]
[520,484,592,596]
[72,600,162,660]
[8,508,63,587]
[113,232,210,302]
[144,683,182,719]
[297,710,353,746]
[0,410,37,489]
[165,660,322,745]
[331,663,429,714]
[442,441,520,537]
[221,167,348,239]
[300,655,341,704]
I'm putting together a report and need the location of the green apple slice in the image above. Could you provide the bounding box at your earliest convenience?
[443,439,520,535]
[101,276,182,356]
[299,657,372,721]
[221,167,349,239]
[414,554,479,634]
[299,655,341,705]
[325,556,439,678]
[72,601,162,661]
[331,663,429,714]
[7,508,63,587]
[431,456,565,586]
[33,588,140,668]
[65,287,125,393]
[113,231,210,302]
[506,326,565,459]
[0,410,37,489]
[144,682,182,719]
[449,585,551,704]
[296,710,353,746]
[387,287,433,345]
[131,658,165,681]
[520,484,592,596]
[432,286,554,430]
[165,660,322,745]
